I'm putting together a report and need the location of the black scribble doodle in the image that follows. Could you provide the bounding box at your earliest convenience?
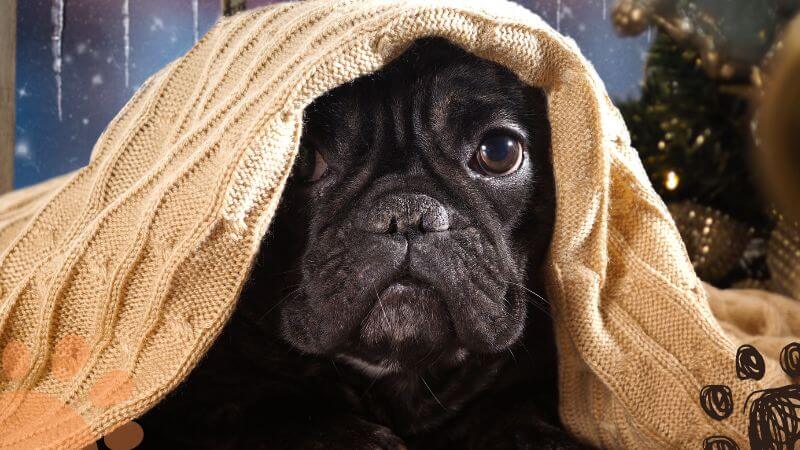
[700,342,800,450]
[780,343,800,377]
[737,345,765,381]
[703,435,740,450]
[746,384,800,450]
[701,385,735,420]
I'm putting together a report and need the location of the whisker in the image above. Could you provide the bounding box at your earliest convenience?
[373,284,390,327]
[257,285,305,322]
[518,341,535,363]
[330,359,342,379]
[359,284,378,327]
[364,375,381,394]
[501,279,553,318]
[521,294,553,318]
[508,347,517,365]
[503,280,551,306]
[363,362,393,395]
[420,376,448,411]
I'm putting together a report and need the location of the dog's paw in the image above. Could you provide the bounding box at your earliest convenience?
[699,342,800,450]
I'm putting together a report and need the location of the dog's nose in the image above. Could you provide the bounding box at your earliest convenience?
[360,193,450,235]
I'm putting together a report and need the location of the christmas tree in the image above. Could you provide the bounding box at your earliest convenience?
[612,0,800,288]
[618,32,763,226]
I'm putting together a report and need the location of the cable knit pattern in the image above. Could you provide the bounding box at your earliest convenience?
[1,1,799,448]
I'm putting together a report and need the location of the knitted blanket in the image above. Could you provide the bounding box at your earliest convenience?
[1,1,798,448]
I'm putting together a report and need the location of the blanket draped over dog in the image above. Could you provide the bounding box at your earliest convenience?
[1,1,799,448]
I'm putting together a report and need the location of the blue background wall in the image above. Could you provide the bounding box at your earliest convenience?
[13,0,651,188]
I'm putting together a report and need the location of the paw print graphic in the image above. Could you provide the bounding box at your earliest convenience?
[700,343,800,450]
[1,336,143,449]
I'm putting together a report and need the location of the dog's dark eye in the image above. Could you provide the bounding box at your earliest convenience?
[309,150,329,181]
[473,134,524,176]
[299,148,329,182]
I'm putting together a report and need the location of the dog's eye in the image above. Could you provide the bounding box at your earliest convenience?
[300,149,329,182]
[310,150,329,181]
[472,134,524,176]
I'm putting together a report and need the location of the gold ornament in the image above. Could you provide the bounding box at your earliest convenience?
[612,0,654,36]
[612,0,798,80]
[668,201,753,283]
[756,15,800,222]
[767,212,800,299]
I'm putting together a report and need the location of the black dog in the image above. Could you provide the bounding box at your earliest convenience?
[138,38,588,450]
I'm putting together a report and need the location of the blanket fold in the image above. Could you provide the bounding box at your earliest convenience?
[0,1,797,448]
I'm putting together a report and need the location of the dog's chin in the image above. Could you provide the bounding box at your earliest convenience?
[282,276,526,377]
[336,347,471,378]
[341,278,460,375]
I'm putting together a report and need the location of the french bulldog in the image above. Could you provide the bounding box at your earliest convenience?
[138,37,590,450]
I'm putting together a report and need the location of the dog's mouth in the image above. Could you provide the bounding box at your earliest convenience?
[378,275,429,303]
[339,274,459,374]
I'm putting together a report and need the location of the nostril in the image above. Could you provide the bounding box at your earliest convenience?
[421,210,449,233]
[363,194,450,235]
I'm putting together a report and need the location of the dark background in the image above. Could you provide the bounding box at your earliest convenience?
[13,0,651,188]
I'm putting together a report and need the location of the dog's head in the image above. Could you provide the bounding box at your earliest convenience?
[276,38,555,374]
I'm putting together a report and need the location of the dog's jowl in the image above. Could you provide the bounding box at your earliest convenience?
[138,38,589,450]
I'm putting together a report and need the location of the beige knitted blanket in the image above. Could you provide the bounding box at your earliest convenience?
[1,1,799,448]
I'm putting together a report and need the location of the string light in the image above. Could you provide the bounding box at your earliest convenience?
[665,170,680,191]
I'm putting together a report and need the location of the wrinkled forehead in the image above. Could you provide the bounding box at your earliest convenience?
[302,39,545,143]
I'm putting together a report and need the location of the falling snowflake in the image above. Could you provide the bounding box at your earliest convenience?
[15,142,31,159]
[91,74,103,86]
[82,118,89,125]
[150,16,164,32]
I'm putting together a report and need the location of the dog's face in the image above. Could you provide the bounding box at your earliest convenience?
[278,38,555,374]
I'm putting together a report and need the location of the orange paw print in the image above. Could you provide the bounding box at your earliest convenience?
[1,336,143,449]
